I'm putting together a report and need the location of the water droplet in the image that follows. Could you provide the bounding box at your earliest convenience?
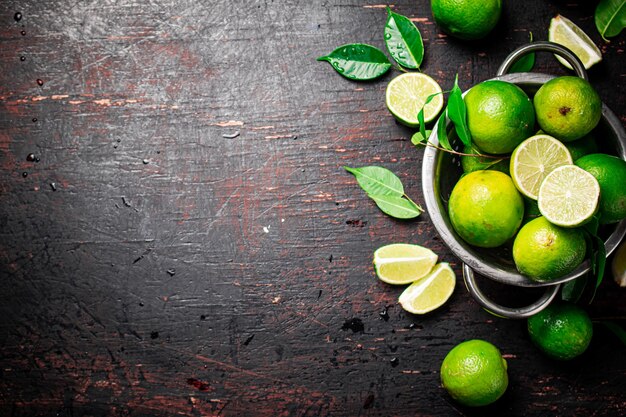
[20,56,25,61]
[384,32,392,40]
[20,30,26,36]
[32,118,37,122]
[26,153,36,162]
[396,43,403,49]
[36,79,43,86]
[50,182,57,191]
[142,159,149,164]
[150,331,159,339]
[35,157,40,163]
[397,52,406,59]
[390,357,399,367]
[14,12,22,22]
[22,172,28,178]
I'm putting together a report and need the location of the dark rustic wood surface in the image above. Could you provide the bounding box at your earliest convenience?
[1,0,625,416]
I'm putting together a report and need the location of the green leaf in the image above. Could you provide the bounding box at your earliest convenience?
[369,194,422,219]
[384,7,424,69]
[509,32,535,73]
[436,111,452,151]
[581,215,606,302]
[411,130,431,146]
[561,274,588,303]
[317,44,392,80]
[598,321,626,346]
[447,75,472,147]
[344,166,404,197]
[595,0,626,40]
[417,92,443,141]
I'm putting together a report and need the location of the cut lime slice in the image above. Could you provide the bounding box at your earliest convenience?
[398,263,456,314]
[385,72,443,127]
[373,243,438,285]
[549,15,602,70]
[538,165,600,227]
[510,134,573,200]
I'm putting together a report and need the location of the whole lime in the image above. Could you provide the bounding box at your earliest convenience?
[533,76,602,142]
[527,302,593,360]
[440,339,508,407]
[464,80,536,154]
[512,217,586,281]
[448,170,524,248]
[461,144,510,174]
[431,0,502,40]
[565,134,598,161]
[576,153,626,224]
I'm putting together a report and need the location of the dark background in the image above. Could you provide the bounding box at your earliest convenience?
[1,0,624,416]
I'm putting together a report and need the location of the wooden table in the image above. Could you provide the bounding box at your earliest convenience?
[1,1,624,415]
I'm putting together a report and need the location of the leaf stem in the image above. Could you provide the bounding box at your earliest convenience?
[403,194,424,212]
[417,141,509,159]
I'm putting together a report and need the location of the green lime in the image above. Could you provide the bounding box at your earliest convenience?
[512,217,586,281]
[440,339,508,407]
[448,170,524,248]
[527,302,593,360]
[464,80,535,154]
[533,76,602,142]
[575,153,626,224]
[431,0,502,40]
[510,134,573,200]
[461,144,509,174]
[565,134,598,161]
[537,165,600,228]
[385,72,444,127]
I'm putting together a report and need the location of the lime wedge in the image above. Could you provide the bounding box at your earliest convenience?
[549,15,602,70]
[510,134,573,200]
[385,72,443,127]
[398,263,456,314]
[373,243,438,285]
[538,165,600,227]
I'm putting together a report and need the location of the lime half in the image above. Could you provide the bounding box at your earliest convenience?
[373,243,438,285]
[398,262,455,314]
[538,165,600,227]
[549,15,602,70]
[385,72,444,127]
[510,134,573,200]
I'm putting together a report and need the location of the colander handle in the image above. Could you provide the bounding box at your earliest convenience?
[496,41,588,80]
[463,264,561,319]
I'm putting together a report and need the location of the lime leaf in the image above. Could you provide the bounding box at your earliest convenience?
[598,321,626,346]
[510,32,535,73]
[344,166,404,197]
[447,75,471,147]
[411,130,431,146]
[369,194,422,219]
[317,44,392,80]
[595,0,626,40]
[384,7,424,69]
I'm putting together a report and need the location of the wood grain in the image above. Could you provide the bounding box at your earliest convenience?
[0,0,624,415]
